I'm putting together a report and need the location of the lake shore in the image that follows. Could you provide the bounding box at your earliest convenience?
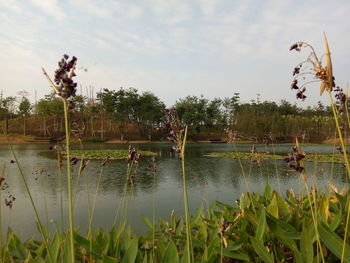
[1,134,349,145]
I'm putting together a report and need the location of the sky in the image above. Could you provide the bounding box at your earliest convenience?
[0,0,349,107]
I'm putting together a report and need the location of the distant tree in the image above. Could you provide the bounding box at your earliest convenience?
[175,95,208,135]
[18,97,31,136]
[136,91,165,140]
[1,96,17,134]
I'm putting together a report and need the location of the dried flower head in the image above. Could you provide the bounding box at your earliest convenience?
[164,108,185,156]
[284,138,306,174]
[70,157,78,165]
[290,34,334,100]
[5,194,15,209]
[72,121,86,139]
[127,146,140,164]
[148,156,157,174]
[42,54,78,100]
[224,128,239,143]
[101,157,109,167]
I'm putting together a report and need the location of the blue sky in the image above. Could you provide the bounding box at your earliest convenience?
[1,0,349,107]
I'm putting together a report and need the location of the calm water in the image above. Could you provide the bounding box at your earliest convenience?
[0,143,348,240]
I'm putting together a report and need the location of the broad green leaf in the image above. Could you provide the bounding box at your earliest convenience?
[192,238,205,249]
[48,233,61,263]
[103,255,118,263]
[62,236,73,263]
[215,247,250,261]
[264,184,272,201]
[256,209,266,240]
[73,231,90,253]
[251,237,274,263]
[142,253,148,263]
[329,208,342,231]
[162,240,179,263]
[244,209,258,225]
[240,193,250,210]
[227,240,244,251]
[275,192,290,217]
[318,223,350,262]
[301,226,314,263]
[267,193,279,218]
[207,236,220,259]
[319,195,330,224]
[191,206,203,227]
[156,240,166,262]
[121,237,138,263]
[266,213,296,232]
[180,244,190,263]
[8,235,28,260]
[141,215,153,229]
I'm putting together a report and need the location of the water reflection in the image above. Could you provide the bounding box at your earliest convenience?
[0,143,348,240]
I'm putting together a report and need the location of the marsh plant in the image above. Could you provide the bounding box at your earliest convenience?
[42,54,78,262]
[164,108,193,263]
[290,34,350,263]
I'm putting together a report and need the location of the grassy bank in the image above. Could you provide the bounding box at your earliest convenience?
[206,152,349,163]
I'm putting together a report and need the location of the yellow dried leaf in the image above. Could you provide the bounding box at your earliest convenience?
[323,33,333,92]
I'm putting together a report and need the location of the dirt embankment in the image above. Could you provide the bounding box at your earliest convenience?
[0,135,36,144]
[322,138,350,145]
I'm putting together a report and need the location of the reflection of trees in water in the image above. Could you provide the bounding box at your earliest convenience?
[5,143,350,207]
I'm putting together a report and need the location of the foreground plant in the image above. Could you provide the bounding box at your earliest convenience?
[3,185,350,262]
[290,34,350,263]
[164,108,192,263]
[42,54,78,262]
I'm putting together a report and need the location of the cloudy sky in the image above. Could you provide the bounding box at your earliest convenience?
[0,0,349,107]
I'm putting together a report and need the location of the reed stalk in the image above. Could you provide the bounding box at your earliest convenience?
[63,100,75,262]
[181,126,193,263]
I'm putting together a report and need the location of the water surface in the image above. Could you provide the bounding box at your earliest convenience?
[0,143,347,239]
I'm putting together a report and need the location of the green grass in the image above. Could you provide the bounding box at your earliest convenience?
[2,185,350,262]
[68,149,156,160]
[206,151,347,163]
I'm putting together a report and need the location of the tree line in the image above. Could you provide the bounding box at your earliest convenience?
[0,88,339,142]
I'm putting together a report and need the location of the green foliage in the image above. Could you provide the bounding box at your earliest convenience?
[2,186,350,262]
[206,151,349,163]
[68,149,156,159]
[18,97,31,116]
[82,137,106,143]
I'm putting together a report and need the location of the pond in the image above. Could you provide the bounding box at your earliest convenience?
[0,142,348,240]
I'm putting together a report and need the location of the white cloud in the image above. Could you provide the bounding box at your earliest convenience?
[0,0,349,106]
[30,0,65,21]
[197,0,221,16]
[127,5,142,19]
[0,0,24,13]
[146,0,192,25]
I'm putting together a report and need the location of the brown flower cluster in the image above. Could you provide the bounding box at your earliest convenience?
[289,35,335,100]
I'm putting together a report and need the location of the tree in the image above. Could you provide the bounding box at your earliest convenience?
[18,97,31,136]
[175,95,208,135]
[0,96,17,134]
[136,91,165,140]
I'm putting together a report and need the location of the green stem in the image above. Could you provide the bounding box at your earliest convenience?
[88,165,104,260]
[63,100,75,262]
[0,166,3,262]
[327,91,350,263]
[152,164,156,262]
[328,92,350,175]
[181,126,193,263]
[302,176,325,263]
[88,165,104,237]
